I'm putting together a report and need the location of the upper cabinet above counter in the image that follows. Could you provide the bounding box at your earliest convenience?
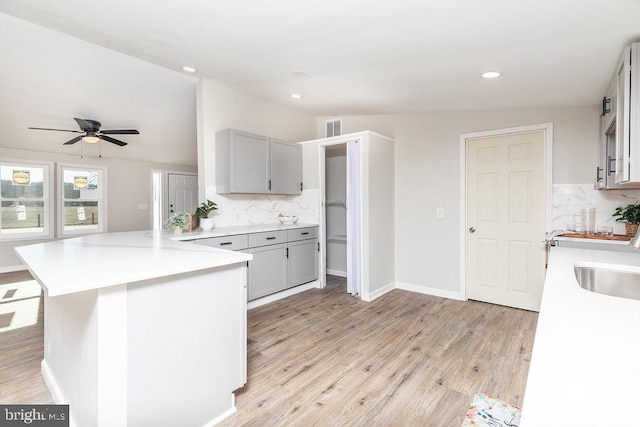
[215,128,302,195]
[597,42,640,189]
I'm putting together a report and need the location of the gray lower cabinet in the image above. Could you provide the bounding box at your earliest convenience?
[246,244,288,300]
[287,239,319,287]
[194,226,319,301]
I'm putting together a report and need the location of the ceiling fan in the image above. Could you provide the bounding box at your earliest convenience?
[28,118,139,146]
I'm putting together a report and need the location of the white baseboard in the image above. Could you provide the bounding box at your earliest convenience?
[204,395,237,426]
[247,281,320,310]
[326,269,347,278]
[361,281,396,302]
[42,360,77,427]
[395,281,465,300]
[0,265,27,274]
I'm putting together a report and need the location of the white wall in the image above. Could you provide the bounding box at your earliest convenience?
[314,106,599,295]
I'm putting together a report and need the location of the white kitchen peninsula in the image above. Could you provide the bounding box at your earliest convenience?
[15,230,252,427]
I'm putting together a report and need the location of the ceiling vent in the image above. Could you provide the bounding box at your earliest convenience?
[325,118,342,138]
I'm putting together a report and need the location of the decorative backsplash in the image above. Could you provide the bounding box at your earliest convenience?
[207,189,320,227]
[552,184,640,234]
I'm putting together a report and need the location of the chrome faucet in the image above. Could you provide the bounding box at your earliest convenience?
[543,230,562,245]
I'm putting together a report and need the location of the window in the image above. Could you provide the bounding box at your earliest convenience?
[58,164,107,236]
[0,160,54,240]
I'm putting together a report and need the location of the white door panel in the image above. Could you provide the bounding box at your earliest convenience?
[168,174,198,216]
[466,130,546,311]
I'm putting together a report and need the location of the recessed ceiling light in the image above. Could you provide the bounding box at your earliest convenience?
[481,71,502,79]
[290,94,302,99]
[182,66,197,73]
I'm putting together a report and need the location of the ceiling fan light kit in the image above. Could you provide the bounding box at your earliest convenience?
[28,117,139,147]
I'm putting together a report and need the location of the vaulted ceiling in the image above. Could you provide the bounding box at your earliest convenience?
[1,0,639,115]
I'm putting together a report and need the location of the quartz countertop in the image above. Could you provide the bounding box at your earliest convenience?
[520,247,640,426]
[170,222,319,241]
[15,230,252,297]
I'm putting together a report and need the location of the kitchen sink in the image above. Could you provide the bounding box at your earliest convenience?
[574,266,640,301]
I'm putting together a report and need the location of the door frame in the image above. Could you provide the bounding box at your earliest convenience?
[458,123,553,300]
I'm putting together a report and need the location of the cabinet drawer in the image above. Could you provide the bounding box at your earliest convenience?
[287,227,318,242]
[248,230,287,247]
[194,234,249,250]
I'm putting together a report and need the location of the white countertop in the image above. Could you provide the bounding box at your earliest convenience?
[15,230,252,297]
[521,247,640,426]
[170,222,318,241]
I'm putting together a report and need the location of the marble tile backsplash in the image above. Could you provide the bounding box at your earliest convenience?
[207,189,320,228]
[553,184,640,234]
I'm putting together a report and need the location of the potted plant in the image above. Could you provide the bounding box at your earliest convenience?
[195,199,218,231]
[167,212,189,234]
[612,202,640,236]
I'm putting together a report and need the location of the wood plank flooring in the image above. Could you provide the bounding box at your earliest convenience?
[0,273,537,426]
[220,276,538,426]
[0,270,53,404]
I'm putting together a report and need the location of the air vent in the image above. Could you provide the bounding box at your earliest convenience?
[325,119,342,138]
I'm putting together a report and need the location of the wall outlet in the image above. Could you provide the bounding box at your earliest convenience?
[436,207,444,218]
[138,203,148,210]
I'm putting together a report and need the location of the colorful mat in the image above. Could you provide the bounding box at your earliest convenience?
[462,393,521,427]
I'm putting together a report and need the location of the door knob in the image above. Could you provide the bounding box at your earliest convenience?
[469,227,476,233]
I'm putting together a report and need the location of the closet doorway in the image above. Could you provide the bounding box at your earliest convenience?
[320,140,361,297]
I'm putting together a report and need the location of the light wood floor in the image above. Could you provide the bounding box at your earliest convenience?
[0,273,537,426]
[220,276,538,426]
[0,270,53,404]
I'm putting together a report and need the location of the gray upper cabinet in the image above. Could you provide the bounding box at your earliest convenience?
[216,129,302,195]
[271,139,302,194]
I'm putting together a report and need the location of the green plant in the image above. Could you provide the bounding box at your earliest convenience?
[613,203,640,225]
[195,199,218,219]
[167,212,189,230]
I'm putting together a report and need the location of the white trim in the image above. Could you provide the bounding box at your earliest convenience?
[203,397,237,426]
[298,130,393,145]
[57,163,108,237]
[42,360,77,427]
[459,122,553,302]
[395,281,465,300]
[247,281,319,310]
[326,269,347,277]
[0,265,27,274]
[0,158,55,242]
[362,281,395,302]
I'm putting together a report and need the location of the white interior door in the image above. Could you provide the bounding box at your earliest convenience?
[168,174,198,217]
[466,130,546,311]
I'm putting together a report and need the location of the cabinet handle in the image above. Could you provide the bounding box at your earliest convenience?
[300,182,303,191]
[317,242,320,252]
[607,155,616,175]
[268,180,271,191]
[220,242,233,246]
[285,248,289,258]
[596,166,603,182]
[301,232,309,235]
[266,236,276,240]
[601,96,611,117]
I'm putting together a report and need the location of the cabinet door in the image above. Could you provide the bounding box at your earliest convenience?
[271,139,302,195]
[615,46,632,183]
[287,239,319,287]
[230,130,270,193]
[247,244,287,300]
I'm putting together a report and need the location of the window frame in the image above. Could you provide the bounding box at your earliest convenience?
[57,163,108,237]
[0,159,54,242]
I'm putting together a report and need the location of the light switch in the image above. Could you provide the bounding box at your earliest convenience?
[138,204,148,210]
[436,208,444,218]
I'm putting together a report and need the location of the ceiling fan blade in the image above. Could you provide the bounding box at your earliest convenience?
[100,134,128,146]
[63,136,83,145]
[28,127,83,133]
[100,129,140,135]
[74,118,101,132]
